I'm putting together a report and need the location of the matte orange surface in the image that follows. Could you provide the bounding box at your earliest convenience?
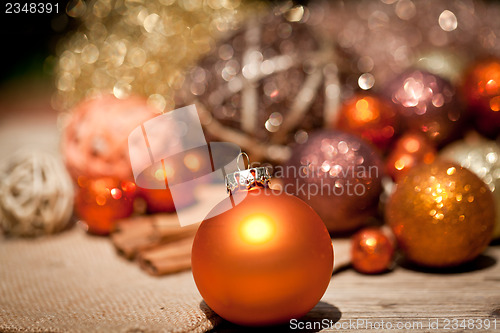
[191,189,334,326]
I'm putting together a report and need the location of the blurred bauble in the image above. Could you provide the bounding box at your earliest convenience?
[462,59,500,137]
[335,93,398,151]
[0,150,74,237]
[54,0,255,112]
[386,70,464,145]
[282,130,385,233]
[441,137,500,239]
[75,177,137,235]
[174,7,339,163]
[192,189,333,326]
[137,188,195,214]
[62,95,156,182]
[386,132,436,182]
[351,227,394,274]
[386,160,495,268]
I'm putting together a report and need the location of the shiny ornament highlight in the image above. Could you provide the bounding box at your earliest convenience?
[386,160,495,267]
[282,130,384,233]
[441,137,500,239]
[336,94,398,151]
[463,59,500,137]
[386,132,436,182]
[191,189,333,326]
[386,70,463,145]
[351,227,394,274]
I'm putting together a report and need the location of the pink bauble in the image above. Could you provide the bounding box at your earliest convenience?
[62,95,157,182]
[281,130,385,233]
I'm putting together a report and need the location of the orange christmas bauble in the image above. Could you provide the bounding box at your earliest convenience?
[385,132,436,182]
[351,227,394,274]
[386,160,495,267]
[75,177,137,235]
[336,94,398,151]
[463,58,500,137]
[191,189,334,326]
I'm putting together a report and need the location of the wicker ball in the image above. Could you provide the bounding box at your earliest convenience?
[0,149,74,237]
[62,95,157,182]
[174,6,338,163]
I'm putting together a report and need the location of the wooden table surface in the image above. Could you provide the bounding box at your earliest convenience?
[212,241,500,332]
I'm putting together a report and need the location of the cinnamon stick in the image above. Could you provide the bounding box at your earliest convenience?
[137,236,194,276]
[111,214,199,259]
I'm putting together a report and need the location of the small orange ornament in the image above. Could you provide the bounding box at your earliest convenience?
[137,188,195,214]
[336,94,398,150]
[385,132,436,182]
[463,58,500,137]
[191,168,333,326]
[75,177,137,235]
[386,160,495,267]
[351,227,394,274]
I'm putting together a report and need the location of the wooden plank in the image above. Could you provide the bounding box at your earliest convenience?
[211,244,500,332]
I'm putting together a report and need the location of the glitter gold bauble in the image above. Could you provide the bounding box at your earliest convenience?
[351,227,394,274]
[336,93,399,151]
[281,130,385,233]
[54,0,256,112]
[462,59,500,137]
[386,132,436,182]
[174,7,339,163]
[441,137,500,239]
[62,95,156,182]
[386,160,495,268]
[386,70,464,145]
[192,189,333,326]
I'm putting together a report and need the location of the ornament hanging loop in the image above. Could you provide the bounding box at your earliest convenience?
[226,152,271,194]
[236,152,250,171]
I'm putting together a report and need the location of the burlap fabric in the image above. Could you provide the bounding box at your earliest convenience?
[0,228,221,333]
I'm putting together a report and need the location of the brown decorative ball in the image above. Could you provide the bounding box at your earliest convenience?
[386,160,495,268]
[175,7,338,163]
[281,130,384,233]
[336,93,399,151]
[386,70,464,146]
[62,95,157,182]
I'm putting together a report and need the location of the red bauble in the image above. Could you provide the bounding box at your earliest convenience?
[351,227,394,274]
[336,94,398,151]
[385,132,436,182]
[191,189,334,326]
[463,59,500,137]
[137,188,195,214]
[386,70,464,145]
[282,130,385,233]
[62,95,156,182]
[75,177,137,235]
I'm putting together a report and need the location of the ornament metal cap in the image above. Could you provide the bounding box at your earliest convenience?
[225,153,271,193]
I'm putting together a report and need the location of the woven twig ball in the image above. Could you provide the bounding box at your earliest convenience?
[0,149,74,237]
